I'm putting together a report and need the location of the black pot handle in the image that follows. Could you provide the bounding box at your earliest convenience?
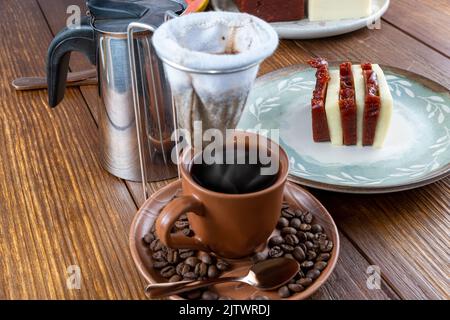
[46,17,96,107]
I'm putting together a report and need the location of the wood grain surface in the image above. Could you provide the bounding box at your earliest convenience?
[0,0,448,300]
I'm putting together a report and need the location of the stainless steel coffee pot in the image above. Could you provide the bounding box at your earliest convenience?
[47,0,183,181]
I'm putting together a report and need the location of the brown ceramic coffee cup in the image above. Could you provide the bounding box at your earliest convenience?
[155,131,289,259]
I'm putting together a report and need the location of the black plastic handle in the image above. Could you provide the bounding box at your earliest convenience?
[46,17,96,107]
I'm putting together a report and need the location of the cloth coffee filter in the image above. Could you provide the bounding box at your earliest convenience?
[152,12,279,147]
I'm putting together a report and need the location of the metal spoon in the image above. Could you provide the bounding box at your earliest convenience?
[145,258,300,299]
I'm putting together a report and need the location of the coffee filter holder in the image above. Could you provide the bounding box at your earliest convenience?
[151,12,279,148]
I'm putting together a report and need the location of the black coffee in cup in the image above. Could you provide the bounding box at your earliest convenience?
[190,147,279,194]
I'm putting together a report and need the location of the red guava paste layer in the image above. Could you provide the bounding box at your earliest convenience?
[361,63,381,146]
[339,62,357,146]
[309,58,331,142]
[234,0,305,22]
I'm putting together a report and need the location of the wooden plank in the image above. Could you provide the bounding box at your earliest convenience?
[313,179,450,300]
[383,0,450,58]
[291,22,450,90]
[293,22,450,299]
[0,0,146,299]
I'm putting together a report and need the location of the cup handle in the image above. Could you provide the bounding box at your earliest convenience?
[156,195,209,252]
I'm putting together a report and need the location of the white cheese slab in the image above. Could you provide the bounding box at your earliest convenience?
[372,64,393,148]
[352,65,365,147]
[325,70,343,146]
[308,0,372,22]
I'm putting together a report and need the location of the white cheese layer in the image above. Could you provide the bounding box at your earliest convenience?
[372,64,393,148]
[308,0,372,22]
[325,70,342,146]
[352,65,365,147]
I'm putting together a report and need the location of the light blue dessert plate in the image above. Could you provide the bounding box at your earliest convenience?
[237,64,450,193]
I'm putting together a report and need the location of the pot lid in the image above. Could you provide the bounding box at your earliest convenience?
[88,0,185,33]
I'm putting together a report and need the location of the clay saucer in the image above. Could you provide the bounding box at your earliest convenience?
[129,180,340,300]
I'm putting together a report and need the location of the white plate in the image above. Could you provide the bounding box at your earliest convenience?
[211,0,390,39]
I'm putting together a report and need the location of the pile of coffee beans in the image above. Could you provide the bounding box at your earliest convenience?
[269,202,333,298]
[142,214,231,300]
[143,202,333,300]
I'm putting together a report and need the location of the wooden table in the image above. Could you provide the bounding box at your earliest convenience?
[0,0,448,300]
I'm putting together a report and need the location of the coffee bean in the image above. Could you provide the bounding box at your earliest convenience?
[288,284,305,293]
[207,265,219,278]
[152,250,166,261]
[297,270,305,278]
[320,240,333,253]
[314,232,328,242]
[306,250,317,260]
[280,244,294,253]
[150,239,163,252]
[290,218,302,229]
[297,277,313,287]
[278,286,291,298]
[306,269,321,280]
[299,243,307,253]
[143,233,155,245]
[179,250,195,259]
[268,246,284,258]
[277,217,290,229]
[314,261,327,271]
[185,257,200,267]
[202,291,218,300]
[300,261,314,269]
[296,231,307,242]
[179,263,191,276]
[198,252,213,265]
[269,235,284,247]
[179,214,188,220]
[299,224,311,232]
[294,209,304,218]
[306,232,315,241]
[317,253,330,262]
[160,266,176,278]
[285,234,299,246]
[216,260,230,271]
[186,290,202,299]
[195,262,208,277]
[153,261,169,269]
[181,228,193,237]
[293,247,306,262]
[166,249,179,264]
[303,212,313,224]
[175,220,190,229]
[284,253,294,260]
[305,241,314,250]
[282,202,290,210]
[252,295,269,300]
[281,209,295,219]
[281,227,297,236]
[169,275,182,282]
[252,251,268,263]
[311,224,323,234]
[183,272,197,280]
[218,296,233,300]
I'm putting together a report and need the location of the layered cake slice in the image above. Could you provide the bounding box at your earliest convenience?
[309,58,331,142]
[308,0,372,21]
[310,59,393,147]
[234,0,305,22]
